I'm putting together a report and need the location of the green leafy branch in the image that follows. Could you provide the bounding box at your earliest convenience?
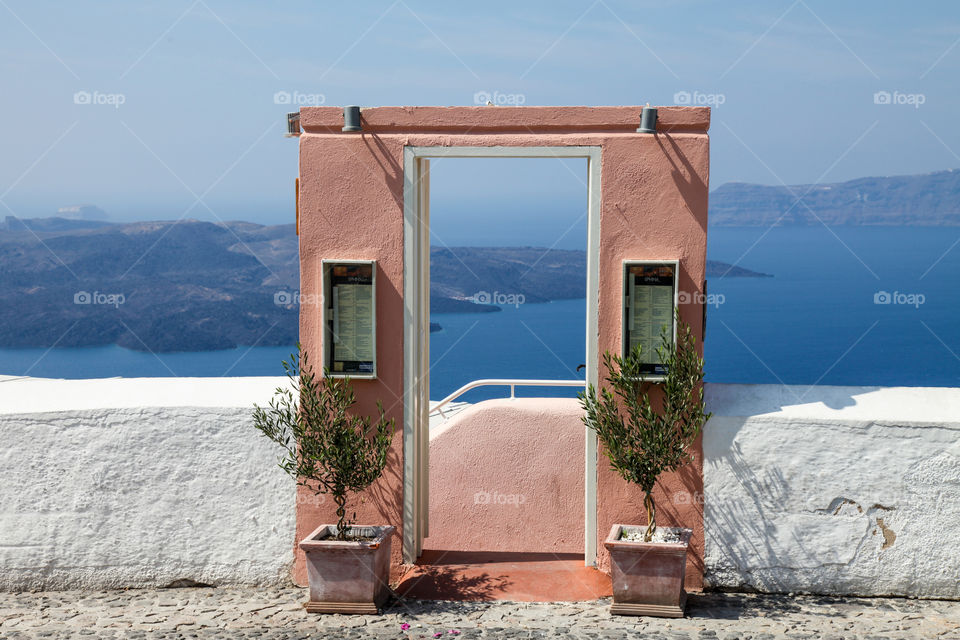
[580,312,710,541]
[253,344,394,541]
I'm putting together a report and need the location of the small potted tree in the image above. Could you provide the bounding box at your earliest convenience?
[253,345,394,614]
[580,314,710,618]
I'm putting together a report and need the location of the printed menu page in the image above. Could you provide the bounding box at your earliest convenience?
[352,284,373,361]
[334,283,374,362]
[627,264,675,367]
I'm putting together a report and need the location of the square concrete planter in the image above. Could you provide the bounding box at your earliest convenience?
[604,524,692,618]
[299,524,395,614]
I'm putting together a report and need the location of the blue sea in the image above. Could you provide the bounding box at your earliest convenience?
[1,227,958,400]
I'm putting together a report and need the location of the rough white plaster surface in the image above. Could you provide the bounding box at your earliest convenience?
[5,377,958,597]
[703,383,960,598]
[0,376,295,591]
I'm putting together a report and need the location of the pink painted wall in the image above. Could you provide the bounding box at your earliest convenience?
[426,398,584,554]
[595,134,709,589]
[296,126,408,584]
[295,106,710,588]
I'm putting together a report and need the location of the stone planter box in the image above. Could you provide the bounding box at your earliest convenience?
[604,524,692,617]
[299,524,395,614]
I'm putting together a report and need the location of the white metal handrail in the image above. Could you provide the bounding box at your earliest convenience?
[429,378,586,419]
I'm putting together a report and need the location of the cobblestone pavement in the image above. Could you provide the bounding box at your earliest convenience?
[1,586,958,639]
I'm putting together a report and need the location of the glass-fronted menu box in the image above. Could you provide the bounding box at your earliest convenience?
[622,260,679,380]
[323,260,376,379]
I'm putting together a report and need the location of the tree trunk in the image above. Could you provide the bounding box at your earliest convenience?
[643,491,657,542]
[334,493,348,540]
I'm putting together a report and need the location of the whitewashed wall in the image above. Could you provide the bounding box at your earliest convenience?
[2,377,958,597]
[703,383,960,598]
[0,376,296,591]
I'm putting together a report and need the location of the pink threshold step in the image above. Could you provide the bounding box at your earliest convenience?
[395,550,613,602]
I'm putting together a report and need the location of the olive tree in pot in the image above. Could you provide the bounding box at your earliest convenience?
[580,314,710,618]
[253,345,394,614]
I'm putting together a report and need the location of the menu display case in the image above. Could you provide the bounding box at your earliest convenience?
[323,260,376,378]
[622,260,679,380]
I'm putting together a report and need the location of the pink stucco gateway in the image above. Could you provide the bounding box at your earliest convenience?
[295,106,710,590]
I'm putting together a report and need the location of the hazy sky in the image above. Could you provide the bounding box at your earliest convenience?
[2,0,959,229]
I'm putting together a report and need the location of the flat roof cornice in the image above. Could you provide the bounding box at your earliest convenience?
[298,106,709,134]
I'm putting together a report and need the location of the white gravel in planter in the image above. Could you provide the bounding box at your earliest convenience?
[620,526,684,543]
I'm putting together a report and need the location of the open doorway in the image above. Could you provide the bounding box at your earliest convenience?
[428,157,588,400]
[401,147,603,588]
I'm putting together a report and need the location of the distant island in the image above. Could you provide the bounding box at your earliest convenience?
[711,168,960,226]
[7,165,954,351]
[0,216,769,353]
[0,217,300,353]
[429,247,771,315]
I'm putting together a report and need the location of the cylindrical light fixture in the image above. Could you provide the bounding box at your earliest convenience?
[637,106,658,133]
[342,105,362,132]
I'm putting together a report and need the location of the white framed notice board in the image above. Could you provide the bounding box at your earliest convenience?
[322,260,376,379]
[622,260,679,380]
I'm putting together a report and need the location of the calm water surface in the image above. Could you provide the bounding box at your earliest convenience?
[1,228,957,400]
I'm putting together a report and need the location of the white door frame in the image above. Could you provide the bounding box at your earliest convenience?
[402,145,602,566]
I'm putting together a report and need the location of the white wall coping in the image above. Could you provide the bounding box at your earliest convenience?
[5,377,958,424]
[705,383,960,427]
[0,375,287,414]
